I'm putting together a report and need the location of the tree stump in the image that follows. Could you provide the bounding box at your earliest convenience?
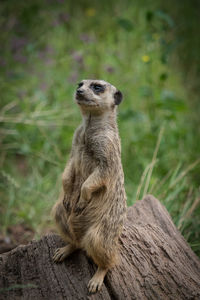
[0,195,200,299]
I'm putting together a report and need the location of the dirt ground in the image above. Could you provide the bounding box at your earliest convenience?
[0,224,55,254]
[0,224,35,254]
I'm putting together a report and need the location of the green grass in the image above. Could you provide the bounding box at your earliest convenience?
[0,0,199,256]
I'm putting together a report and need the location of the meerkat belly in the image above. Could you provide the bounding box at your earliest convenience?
[67,144,99,239]
[71,179,126,244]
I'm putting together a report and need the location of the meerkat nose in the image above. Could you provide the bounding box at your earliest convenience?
[76,89,84,95]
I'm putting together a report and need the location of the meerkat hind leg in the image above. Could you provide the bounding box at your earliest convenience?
[88,267,108,293]
[53,244,76,263]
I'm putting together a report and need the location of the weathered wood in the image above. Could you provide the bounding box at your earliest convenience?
[0,195,200,300]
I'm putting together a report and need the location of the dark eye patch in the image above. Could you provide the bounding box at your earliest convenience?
[77,82,83,88]
[90,83,105,94]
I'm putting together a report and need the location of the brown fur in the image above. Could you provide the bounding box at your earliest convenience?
[52,79,127,293]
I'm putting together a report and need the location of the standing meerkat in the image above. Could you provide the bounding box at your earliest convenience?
[52,79,127,293]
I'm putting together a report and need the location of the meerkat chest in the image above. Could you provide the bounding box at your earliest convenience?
[73,133,96,178]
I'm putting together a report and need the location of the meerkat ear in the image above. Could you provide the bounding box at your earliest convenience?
[114,90,123,105]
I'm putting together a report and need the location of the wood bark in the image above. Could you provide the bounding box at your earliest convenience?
[0,195,200,300]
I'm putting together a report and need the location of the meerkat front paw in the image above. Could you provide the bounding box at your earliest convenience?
[53,244,75,263]
[80,183,92,202]
[88,277,104,293]
[88,267,107,293]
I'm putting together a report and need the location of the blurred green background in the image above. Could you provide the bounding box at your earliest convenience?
[0,0,200,255]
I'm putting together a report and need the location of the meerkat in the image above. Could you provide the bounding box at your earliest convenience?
[52,79,127,293]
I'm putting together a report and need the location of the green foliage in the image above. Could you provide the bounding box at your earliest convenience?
[0,0,199,255]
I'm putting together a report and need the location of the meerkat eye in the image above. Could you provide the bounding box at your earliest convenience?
[93,84,103,91]
[94,84,102,90]
[90,83,105,93]
[77,82,83,89]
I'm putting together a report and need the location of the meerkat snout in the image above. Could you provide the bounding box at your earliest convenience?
[76,88,86,102]
[76,89,84,95]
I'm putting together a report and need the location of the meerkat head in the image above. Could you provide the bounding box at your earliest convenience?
[74,79,123,113]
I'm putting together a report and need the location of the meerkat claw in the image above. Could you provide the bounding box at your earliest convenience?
[88,278,103,293]
[53,248,65,262]
[88,267,107,293]
[53,245,75,263]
